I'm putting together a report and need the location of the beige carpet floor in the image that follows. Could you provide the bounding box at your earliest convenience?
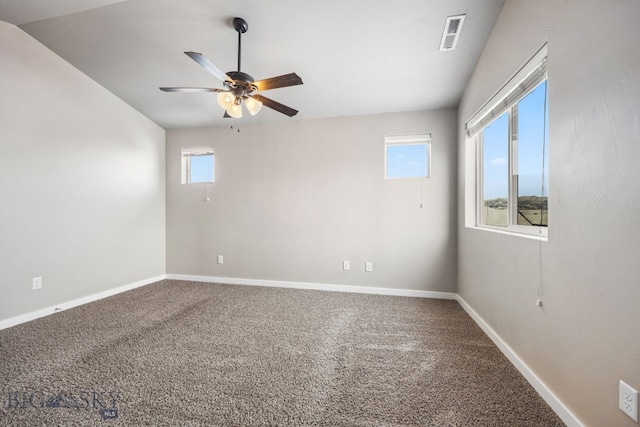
[0,280,565,426]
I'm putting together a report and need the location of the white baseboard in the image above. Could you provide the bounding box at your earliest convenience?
[0,274,166,331]
[456,295,584,427]
[166,274,458,300]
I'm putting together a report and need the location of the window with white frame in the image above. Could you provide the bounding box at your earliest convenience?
[182,146,214,184]
[385,134,431,179]
[466,45,548,237]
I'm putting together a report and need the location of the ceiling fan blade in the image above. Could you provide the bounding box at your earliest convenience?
[184,51,233,84]
[252,94,298,117]
[159,87,224,92]
[253,73,303,91]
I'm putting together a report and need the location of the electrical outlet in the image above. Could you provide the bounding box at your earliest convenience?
[217,255,224,264]
[620,380,638,422]
[365,262,373,272]
[343,261,350,271]
[32,277,42,290]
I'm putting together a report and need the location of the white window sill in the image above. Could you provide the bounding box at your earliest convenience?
[467,225,548,242]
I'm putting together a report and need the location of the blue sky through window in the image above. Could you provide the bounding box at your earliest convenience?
[482,81,548,200]
[517,81,548,198]
[483,113,508,199]
[190,154,214,183]
[386,144,429,178]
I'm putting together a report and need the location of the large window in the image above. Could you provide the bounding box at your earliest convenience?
[182,146,214,184]
[467,45,548,237]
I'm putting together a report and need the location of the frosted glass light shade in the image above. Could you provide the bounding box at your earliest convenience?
[217,92,235,110]
[245,97,263,115]
[227,102,243,118]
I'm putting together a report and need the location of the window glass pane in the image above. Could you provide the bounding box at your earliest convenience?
[482,112,509,226]
[386,143,429,178]
[516,81,548,226]
[189,154,214,183]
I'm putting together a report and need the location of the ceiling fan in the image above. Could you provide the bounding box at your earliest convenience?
[160,17,303,119]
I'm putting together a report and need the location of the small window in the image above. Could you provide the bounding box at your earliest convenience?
[385,134,431,179]
[182,146,214,184]
[467,45,548,238]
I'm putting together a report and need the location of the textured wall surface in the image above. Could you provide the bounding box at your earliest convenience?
[167,109,458,292]
[458,0,640,425]
[0,22,166,322]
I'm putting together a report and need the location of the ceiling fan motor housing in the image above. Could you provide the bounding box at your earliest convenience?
[227,71,254,84]
[225,71,257,97]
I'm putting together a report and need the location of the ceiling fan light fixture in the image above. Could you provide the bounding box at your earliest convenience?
[217,92,235,110]
[245,97,263,115]
[227,102,243,118]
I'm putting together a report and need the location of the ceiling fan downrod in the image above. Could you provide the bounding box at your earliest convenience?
[233,17,248,72]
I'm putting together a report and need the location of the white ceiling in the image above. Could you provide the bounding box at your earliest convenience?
[0,0,504,129]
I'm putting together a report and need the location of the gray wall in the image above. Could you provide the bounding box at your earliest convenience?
[0,22,166,321]
[458,1,640,425]
[167,109,457,292]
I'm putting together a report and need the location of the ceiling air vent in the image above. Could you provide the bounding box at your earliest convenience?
[439,14,466,51]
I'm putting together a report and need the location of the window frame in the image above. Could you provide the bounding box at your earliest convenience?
[181,146,214,184]
[467,45,548,239]
[384,134,432,180]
